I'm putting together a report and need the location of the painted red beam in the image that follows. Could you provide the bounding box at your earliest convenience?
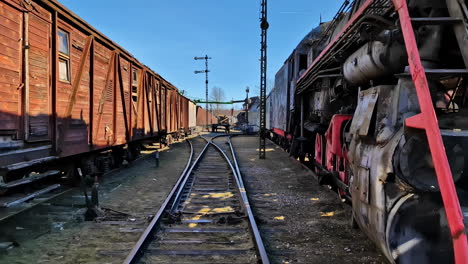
[393,0,468,263]
[273,128,286,137]
[297,0,375,85]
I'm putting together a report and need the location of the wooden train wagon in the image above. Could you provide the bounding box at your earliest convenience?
[179,95,190,133]
[195,106,217,127]
[188,100,197,130]
[0,0,190,186]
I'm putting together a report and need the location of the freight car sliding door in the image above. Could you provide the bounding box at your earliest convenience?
[93,43,116,148]
[175,93,180,131]
[166,89,171,132]
[27,12,51,141]
[160,85,166,131]
[172,91,177,132]
[154,79,161,133]
[167,90,175,133]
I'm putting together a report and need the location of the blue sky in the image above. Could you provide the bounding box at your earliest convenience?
[60,0,343,107]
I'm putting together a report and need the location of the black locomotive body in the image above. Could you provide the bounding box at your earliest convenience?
[269,0,468,262]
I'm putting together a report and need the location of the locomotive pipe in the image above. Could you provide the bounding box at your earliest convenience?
[343,41,407,85]
[300,96,304,138]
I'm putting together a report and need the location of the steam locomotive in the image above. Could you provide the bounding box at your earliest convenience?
[268,0,468,263]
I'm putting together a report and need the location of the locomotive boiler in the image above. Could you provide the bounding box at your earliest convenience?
[269,0,468,262]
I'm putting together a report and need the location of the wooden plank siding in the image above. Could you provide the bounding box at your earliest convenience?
[0,1,21,133]
[27,13,51,141]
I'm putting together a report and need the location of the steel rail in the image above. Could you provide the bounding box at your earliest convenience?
[125,134,268,263]
[210,136,270,264]
[169,138,211,212]
[123,139,196,264]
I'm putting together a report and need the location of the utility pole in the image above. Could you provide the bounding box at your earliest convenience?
[259,0,268,159]
[245,86,250,130]
[194,55,212,131]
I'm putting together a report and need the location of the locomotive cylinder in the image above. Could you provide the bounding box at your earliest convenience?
[343,41,407,85]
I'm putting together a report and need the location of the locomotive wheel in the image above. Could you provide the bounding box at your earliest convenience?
[314,133,326,174]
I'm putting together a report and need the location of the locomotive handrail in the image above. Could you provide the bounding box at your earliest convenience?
[392,0,468,263]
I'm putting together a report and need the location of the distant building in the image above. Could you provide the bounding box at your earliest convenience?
[237,96,260,132]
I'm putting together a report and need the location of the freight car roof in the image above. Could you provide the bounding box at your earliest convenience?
[23,0,179,91]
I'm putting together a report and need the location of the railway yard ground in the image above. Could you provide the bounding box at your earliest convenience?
[231,136,385,264]
[0,134,386,264]
[2,0,467,262]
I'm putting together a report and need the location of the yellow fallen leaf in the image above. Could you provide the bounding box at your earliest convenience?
[320,212,335,217]
[197,208,211,214]
[255,148,275,152]
[310,198,319,201]
[188,215,203,228]
[212,207,234,213]
[274,216,285,220]
[202,192,234,200]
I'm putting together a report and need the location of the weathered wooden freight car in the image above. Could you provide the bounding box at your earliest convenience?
[188,100,197,130]
[0,0,211,196]
[196,106,217,128]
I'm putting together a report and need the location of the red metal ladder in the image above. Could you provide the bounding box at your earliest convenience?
[392,0,468,263]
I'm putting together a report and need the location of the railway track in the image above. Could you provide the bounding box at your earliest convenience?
[124,135,269,264]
